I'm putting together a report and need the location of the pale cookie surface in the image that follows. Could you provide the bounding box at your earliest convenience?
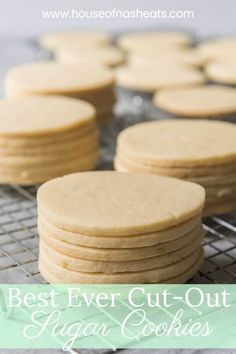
[0,144,97,166]
[0,124,96,148]
[199,37,236,60]
[115,155,236,178]
[38,213,201,248]
[40,233,202,273]
[56,46,124,67]
[116,65,205,92]
[37,171,205,236]
[39,247,203,284]
[5,62,115,96]
[205,59,236,85]
[118,31,192,51]
[129,48,205,67]
[154,85,236,117]
[39,249,203,284]
[0,152,98,185]
[40,225,203,261]
[116,120,236,166]
[0,96,95,137]
[39,30,111,50]
[0,131,98,156]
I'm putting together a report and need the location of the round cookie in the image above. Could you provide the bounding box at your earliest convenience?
[0,124,96,149]
[40,224,203,261]
[39,249,203,284]
[0,152,98,185]
[205,59,236,85]
[38,213,202,248]
[0,96,99,185]
[118,31,192,51]
[39,30,111,51]
[116,120,236,167]
[0,144,97,166]
[115,65,205,92]
[129,48,205,68]
[56,46,124,67]
[154,85,236,117]
[0,131,98,156]
[37,171,205,236]
[0,96,95,136]
[199,37,236,61]
[39,247,203,284]
[5,61,115,97]
[115,154,236,178]
[40,232,202,273]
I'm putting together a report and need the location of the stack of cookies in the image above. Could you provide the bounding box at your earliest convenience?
[198,36,236,62]
[115,120,236,216]
[128,47,205,69]
[205,58,236,85]
[38,171,205,284]
[117,31,193,52]
[154,85,236,119]
[115,64,205,93]
[116,31,205,94]
[199,37,236,85]
[39,30,124,68]
[39,30,112,51]
[55,46,124,68]
[0,96,98,185]
[5,61,116,125]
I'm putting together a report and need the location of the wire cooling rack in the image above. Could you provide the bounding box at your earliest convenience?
[0,101,236,286]
[0,38,236,354]
[0,38,236,285]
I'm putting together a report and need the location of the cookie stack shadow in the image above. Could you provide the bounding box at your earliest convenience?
[38,171,205,284]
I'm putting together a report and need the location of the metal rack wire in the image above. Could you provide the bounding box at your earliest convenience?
[0,103,236,286]
[0,36,235,354]
[0,37,234,286]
